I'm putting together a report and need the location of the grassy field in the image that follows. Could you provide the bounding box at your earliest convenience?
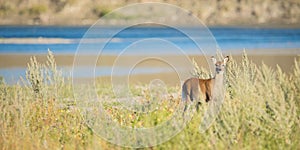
[0,51,300,149]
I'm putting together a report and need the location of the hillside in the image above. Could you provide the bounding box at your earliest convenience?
[0,0,300,26]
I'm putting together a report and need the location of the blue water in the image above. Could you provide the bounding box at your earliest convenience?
[1,26,300,84]
[1,26,300,54]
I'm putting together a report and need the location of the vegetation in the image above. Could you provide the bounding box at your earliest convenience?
[0,51,300,149]
[1,0,300,26]
[92,5,113,18]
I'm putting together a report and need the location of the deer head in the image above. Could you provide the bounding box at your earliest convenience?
[211,56,229,74]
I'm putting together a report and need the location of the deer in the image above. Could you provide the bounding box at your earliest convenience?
[182,56,229,112]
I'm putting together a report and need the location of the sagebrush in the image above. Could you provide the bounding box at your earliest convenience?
[0,51,299,149]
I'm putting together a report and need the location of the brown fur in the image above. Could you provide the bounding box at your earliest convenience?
[182,56,229,112]
[199,78,214,102]
[182,78,214,103]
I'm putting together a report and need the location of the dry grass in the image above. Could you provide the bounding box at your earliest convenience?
[0,51,299,149]
[1,0,300,26]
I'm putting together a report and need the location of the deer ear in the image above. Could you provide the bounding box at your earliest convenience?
[211,56,217,64]
[224,56,229,64]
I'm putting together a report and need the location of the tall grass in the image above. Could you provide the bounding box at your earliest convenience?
[0,51,299,149]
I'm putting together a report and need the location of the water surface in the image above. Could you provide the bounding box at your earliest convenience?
[1,26,300,55]
[1,26,300,84]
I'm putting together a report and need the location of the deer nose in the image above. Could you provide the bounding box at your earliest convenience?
[216,68,222,72]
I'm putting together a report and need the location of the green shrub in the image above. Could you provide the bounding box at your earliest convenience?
[28,4,47,16]
[0,3,12,16]
[92,5,112,18]
[0,51,299,149]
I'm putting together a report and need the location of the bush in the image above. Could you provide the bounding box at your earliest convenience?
[92,5,112,18]
[0,51,299,149]
[0,3,12,17]
[28,4,47,16]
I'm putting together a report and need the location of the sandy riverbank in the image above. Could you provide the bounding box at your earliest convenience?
[0,49,299,85]
[0,49,299,70]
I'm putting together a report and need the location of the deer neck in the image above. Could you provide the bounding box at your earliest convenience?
[213,73,224,85]
[211,73,225,99]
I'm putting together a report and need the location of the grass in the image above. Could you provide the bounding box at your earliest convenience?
[2,0,300,26]
[0,51,300,149]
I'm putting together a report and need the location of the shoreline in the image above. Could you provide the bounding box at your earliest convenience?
[1,24,300,29]
[1,50,299,72]
[1,50,299,85]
